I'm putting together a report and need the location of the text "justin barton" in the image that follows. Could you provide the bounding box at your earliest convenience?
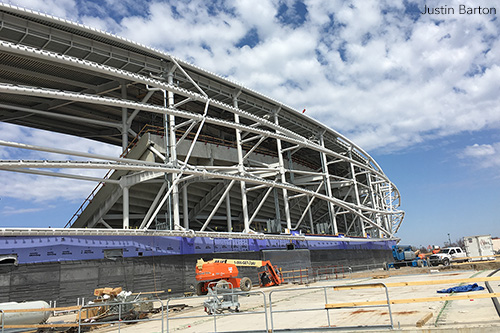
[421,5,496,15]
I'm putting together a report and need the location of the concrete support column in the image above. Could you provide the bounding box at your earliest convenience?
[233,96,249,233]
[123,186,129,229]
[319,134,338,235]
[274,112,291,231]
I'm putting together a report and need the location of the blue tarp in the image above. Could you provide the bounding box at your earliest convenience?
[437,283,485,293]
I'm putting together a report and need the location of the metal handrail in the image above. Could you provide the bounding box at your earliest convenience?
[166,290,268,333]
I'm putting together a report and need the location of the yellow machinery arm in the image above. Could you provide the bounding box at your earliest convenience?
[196,258,265,270]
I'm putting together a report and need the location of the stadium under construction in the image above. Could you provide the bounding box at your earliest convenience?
[0,4,404,305]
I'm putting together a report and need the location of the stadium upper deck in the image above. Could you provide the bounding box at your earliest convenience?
[0,4,403,238]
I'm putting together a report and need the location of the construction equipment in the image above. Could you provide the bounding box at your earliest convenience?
[203,280,240,315]
[385,245,428,269]
[195,258,283,295]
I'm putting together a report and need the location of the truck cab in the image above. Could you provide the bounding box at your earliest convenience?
[429,247,466,266]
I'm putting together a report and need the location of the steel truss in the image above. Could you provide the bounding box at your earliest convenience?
[0,4,404,238]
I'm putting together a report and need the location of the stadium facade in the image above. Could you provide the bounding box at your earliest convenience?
[0,4,404,304]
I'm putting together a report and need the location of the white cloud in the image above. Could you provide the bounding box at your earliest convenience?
[0,123,121,202]
[0,170,99,203]
[460,142,500,168]
[5,0,79,20]
[463,143,495,157]
[1,205,54,216]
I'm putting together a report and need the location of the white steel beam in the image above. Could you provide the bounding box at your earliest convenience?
[0,167,119,184]
[200,180,236,231]
[247,186,274,228]
[274,111,291,231]
[293,181,324,230]
[122,185,129,229]
[319,134,338,235]
[349,150,364,237]
[226,194,232,232]
[138,181,168,229]
[0,103,122,129]
[233,94,250,233]
[168,70,180,229]
[182,185,189,230]
[121,83,128,153]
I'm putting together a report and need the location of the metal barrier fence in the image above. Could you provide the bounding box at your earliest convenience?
[268,283,394,332]
[349,263,386,272]
[282,265,353,284]
[282,263,388,285]
[166,289,268,333]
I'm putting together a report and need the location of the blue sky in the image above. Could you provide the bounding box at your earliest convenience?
[1,0,499,247]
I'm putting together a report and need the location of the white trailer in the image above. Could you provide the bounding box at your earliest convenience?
[463,235,495,261]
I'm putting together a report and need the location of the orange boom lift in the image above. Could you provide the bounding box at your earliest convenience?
[195,258,283,295]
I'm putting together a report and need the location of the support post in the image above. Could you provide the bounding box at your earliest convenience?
[319,134,338,235]
[183,185,189,230]
[121,84,128,153]
[167,71,180,228]
[233,94,249,233]
[308,209,314,234]
[366,174,381,238]
[273,188,281,230]
[123,186,129,229]
[349,150,365,237]
[226,195,232,232]
[274,111,291,231]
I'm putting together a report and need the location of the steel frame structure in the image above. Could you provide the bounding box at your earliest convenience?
[0,4,404,238]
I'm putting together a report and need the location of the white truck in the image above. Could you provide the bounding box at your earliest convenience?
[463,235,495,261]
[428,247,467,266]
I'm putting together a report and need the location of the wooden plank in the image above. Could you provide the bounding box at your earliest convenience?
[416,312,433,327]
[334,283,387,291]
[2,305,82,313]
[452,259,499,266]
[131,290,165,295]
[333,276,500,290]
[4,323,77,329]
[325,292,500,308]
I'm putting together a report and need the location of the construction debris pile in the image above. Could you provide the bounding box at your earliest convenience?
[79,287,154,324]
